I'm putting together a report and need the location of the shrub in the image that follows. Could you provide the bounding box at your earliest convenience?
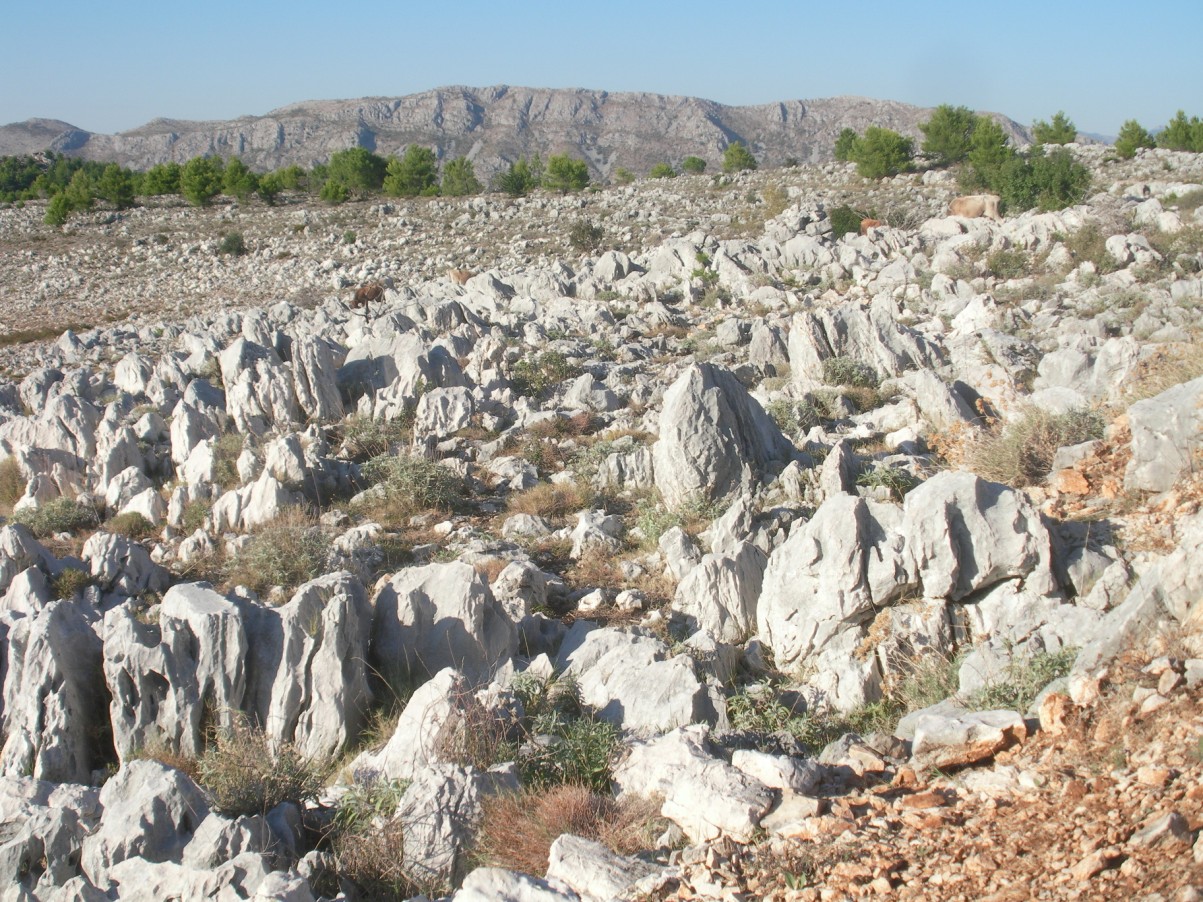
[509,351,579,398]
[829,204,868,240]
[985,248,1030,280]
[612,167,635,185]
[211,431,245,487]
[568,218,604,251]
[107,511,155,540]
[543,154,590,192]
[95,163,136,210]
[224,509,330,596]
[338,415,410,461]
[961,118,1017,192]
[330,812,416,899]
[221,158,258,201]
[327,147,387,193]
[180,157,223,206]
[256,171,283,204]
[517,714,619,792]
[1157,110,1203,152]
[359,454,463,520]
[440,156,481,196]
[648,162,676,179]
[12,496,99,537]
[507,481,585,519]
[319,179,349,204]
[1031,111,1078,145]
[495,155,542,197]
[196,717,328,817]
[765,398,820,436]
[217,231,247,256]
[383,145,440,197]
[850,127,913,179]
[475,785,662,877]
[52,566,94,601]
[834,128,860,162]
[343,230,356,245]
[992,146,1091,213]
[0,457,24,510]
[722,142,758,173]
[966,406,1105,487]
[919,104,981,167]
[1115,119,1156,159]
[142,162,181,196]
[855,464,920,501]
[968,647,1077,712]
[681,156,707,174]
[822,356,879,389]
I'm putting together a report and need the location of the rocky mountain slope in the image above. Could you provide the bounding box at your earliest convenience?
[0,145,1202,900]
[0,85,1029,179]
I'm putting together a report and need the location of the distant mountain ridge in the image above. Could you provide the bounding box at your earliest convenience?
[0,85,1030,179]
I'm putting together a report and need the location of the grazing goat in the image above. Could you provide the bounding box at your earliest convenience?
[859,218,883,235]
[447,268,475,286]
[948,194,1002,221]
[350,281,384,318]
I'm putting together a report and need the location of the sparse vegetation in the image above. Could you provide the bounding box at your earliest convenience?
[217,231,247,256]
[1031,111,1077,145]
[224,508,330,597]
[106,511,156,540]
[968,647,1077,712]
[51,566,94,600]
[965,407,1105,487]
[509,350,579,398]
[568,218,604,251]
[0,457,24,511]
[11,496,99,537]
[196,716,328,817]
[722,142,758,173]
[358,454,464,521]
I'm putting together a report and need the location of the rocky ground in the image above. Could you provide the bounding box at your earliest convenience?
[1,145,1203,901]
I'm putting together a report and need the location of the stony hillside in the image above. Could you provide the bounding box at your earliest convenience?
[0,85,1029,179]
[0,145,1201,901]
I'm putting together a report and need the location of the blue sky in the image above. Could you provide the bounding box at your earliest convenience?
[3,0,1200,138]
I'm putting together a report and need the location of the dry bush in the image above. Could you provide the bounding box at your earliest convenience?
[506,481,585,520]
[358,454,464,525]
[1121,341,1203,402]
[106,511,156,540]
[475,785,663,876]
[51,566,94,601]
[197,717,329,817]
[131,739,202,782]
[0,457,24,512]
[224,507,330,597]
[965,406,1105,487]
[331,816,416,900]
[338,415,411,461]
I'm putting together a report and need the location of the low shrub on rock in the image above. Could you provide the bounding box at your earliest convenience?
[967,406,1105,487]
[197,717,329,817]
[224,508,330,597]
[12,496,100,537]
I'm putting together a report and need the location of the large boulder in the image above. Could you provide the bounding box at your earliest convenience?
[241,572,372,760]
[652,363,793,509]
[371,562,517,684]
[672,542,766,643]
[0,601,106,783]
[1125,375,1203,493]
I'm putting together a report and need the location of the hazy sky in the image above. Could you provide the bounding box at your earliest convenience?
[4,0,1200,138]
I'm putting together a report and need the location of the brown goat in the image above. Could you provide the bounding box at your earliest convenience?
[447,268,476,286]
[859,218,884,235]
[351,281,384,317]
[948,194,1002,221]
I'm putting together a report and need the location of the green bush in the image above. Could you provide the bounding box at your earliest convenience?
[440,156,481,196]
[217,232,247,256]
[681,156,707,174]
[968,647,1077,712]
[834,128,860,162]
[495,155,542,197]
[829,204,869,240]
[319,179,349,204]
[1115,119,1156,159]
[1032,111,1077,145]
[326,147,387,193]
[766,398,821,436]
[1157,110,1203,152]
[220,158,258,201]
[509,351,579,397]
[197,717,328,816]
[822,356,879,389]
[142,162,181,196]
[256,171,283,204]
[180,157,223,206]
[568,218,604,251]
[919,104,981,167]
[338,415,410,461]
[12,496,99,537]
[543,154,590,192]
[722,142,758,173]
[95,163,136,210]
[612,167,635,185]
[649,162,676,179]
[517,714,618,792]
[961,118,1017,192]
[383,145,440,197]
[850,127,913,179]
[985,248,1030,280]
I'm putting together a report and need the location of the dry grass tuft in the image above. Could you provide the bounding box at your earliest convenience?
[507,481,586,520]
[475,785,664,876]
[224,506,330,597]
[1121,341,1203,403]
[964,407,1105,487]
